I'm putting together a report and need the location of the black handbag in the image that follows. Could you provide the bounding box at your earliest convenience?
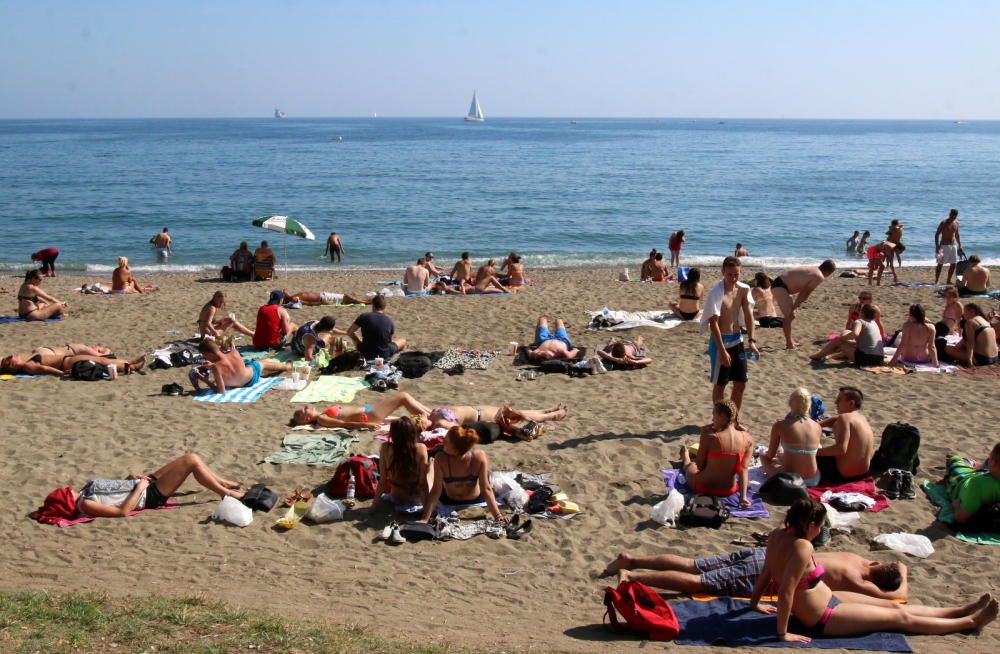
[241,483,278,512]
[759,472,809,505]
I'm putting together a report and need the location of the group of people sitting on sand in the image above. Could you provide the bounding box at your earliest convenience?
[402,251,527,295]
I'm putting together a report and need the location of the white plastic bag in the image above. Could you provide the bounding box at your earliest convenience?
[491,471,528,510]
[873,532,934,558]
[306,493,345,523]
[651,489,685,526]
[824,502,861,528]
[211,496,253,527]
[619,268,630,281]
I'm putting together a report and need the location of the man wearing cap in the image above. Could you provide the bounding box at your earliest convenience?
[252,290,298,349]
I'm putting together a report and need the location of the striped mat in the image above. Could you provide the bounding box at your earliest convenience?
[193,377,281,403]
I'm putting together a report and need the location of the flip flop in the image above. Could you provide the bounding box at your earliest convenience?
[275,501,310,529]
[505,514,533,540]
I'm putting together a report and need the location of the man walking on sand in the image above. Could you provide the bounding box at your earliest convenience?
[701,256,759,411]
[935,209,964,285]
[768,260,837,349]
[324,232,344,263]
[151,228,172,262]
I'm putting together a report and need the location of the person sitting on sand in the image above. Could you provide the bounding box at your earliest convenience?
[348,294,406,360]
[279,290,372,306]
[422,252,446,277]
[426,404,568,440]
[845,290,885,339]
[190,339,291,393]
[16,269,67,320]
[810,304,885,367]
[888,305,939,367]
[816,387,874,484]
[770,260,837,349]
[749,499,997,643]
[640,249,659,281]
[607,548,908,601]
[752,272,783,328]
[941,286,964,335]
[289,392,432,430]
[945,443,1000,525]
[252,290,298,349]
[403,258,431,295]
[958,255,991,297]
[1,344,145,377]
[501,254,526,287]
[945,303,998,367]
[650,252,674,282]
[197,291,255,339]
[32,453,243,523]
[670,267,703,320]
[448,252,475,291]
[418,425,505,523]
[734,243,750,257]
[229,242,253,281]
[474,259,508,293]
[527,316,579,361]
[290,316,348,361]
[680,400,753,507]
[111,257,152,294]
[597,336,653,368]
[761,388,822,487]
[371,416,432,508]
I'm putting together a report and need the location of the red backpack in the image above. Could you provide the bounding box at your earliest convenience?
[328,456,380,498]
[603,580,680,641]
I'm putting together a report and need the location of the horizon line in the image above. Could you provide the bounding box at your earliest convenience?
[2,115,998,122]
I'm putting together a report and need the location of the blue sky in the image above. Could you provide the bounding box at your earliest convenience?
[2,1,998,119]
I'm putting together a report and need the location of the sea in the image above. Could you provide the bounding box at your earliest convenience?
[1,118,998,274]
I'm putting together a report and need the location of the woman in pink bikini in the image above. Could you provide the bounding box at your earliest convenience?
[679,400,753,507]
[750,499,997,643]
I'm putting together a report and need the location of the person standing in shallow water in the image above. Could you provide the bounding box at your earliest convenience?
[324,232,344,263]
[668,230,685,268]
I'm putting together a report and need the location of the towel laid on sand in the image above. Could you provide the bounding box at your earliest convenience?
[290,375,368,403]
[0,316,63,324]
[237,346,275,361]
[807,477,889,512]
[263,431,359,466]
[671,597,911,651]
[663,467,769,519]
[434,349,500,370]
[588,308,683,331]
[193,376,281,403]
[921,480,1000,545]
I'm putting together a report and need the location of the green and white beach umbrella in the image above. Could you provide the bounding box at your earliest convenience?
[252,214,316,241]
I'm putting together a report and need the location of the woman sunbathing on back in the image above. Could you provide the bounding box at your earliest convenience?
[425,404,567,440]
[680,400,752,507]
[1,344,146,377]
[290,392,432,430]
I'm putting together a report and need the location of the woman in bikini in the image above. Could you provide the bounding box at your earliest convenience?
[17,269,67,321]
[670,268,704,321]
[425,404,567,440]
[761,388,821,486]
[750,499,997,643]
[946,303,999,367]
[888,305,939,367]
[1,344,146,376]
[111,257,149,293]
[752,272,783,328]
[289,392,432,430]
[372,417,431,507]
[680,400,753,507]
[418,425,504,523]
[941,286,964,335]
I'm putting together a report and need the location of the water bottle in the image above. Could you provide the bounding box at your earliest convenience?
[748,351,760,361]
[344,471,356,508]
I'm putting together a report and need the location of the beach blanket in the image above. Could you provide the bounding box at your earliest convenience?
[863,362,958,374]
[808,477,889,512]
[433,349,501,370]
[663,467,769,519]
[193,376,280,403]
[152,338,201,366]
[0,316,63,323]
[237,346,275,361]
[54,501,178,528]
[0,374,39,381]
[588,308,684,331]
[290,375,368,403]
[671,597,911,651]
[263,431,359,466]
[921,480,1000,545]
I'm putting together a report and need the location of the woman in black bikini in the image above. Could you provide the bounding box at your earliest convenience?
[946,303,999,367]
[372,417,431,507]
[670,267,704,321]
[1,344,146,376]
[418,425,504,523]
[17,269,67,321]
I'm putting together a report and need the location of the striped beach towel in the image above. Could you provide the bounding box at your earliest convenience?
[193,377,281,403]
[291,375,369,403]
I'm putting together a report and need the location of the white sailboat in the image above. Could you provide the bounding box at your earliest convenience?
[274,109,286,119]
[464,91,485,122]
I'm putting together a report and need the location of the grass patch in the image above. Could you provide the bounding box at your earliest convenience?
[0,591,564,653]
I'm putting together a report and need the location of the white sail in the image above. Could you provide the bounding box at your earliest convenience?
[464,91,484,122]
[274,109,286,119]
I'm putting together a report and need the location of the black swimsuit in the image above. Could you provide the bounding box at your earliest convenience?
[770,276,789,291]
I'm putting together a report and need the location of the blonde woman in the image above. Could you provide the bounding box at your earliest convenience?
[111,257,144,294]
[762,388,822,486]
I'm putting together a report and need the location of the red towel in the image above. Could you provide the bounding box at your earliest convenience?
[808,477,890,512]
[29,486,78,525]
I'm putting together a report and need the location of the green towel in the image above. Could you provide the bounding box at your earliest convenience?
[263,431,360,466]
[263,349,329,368]
[291,375,369,403]
[921,480,1000,545]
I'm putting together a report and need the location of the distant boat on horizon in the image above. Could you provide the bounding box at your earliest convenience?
[464,91,485,122]
[274,109,286,119]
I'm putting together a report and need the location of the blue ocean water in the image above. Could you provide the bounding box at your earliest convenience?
[1,118,998,273]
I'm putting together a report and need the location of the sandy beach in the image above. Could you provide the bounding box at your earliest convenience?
[2,265,998,653]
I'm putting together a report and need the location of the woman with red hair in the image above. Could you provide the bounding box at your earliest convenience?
[419,425,504,522]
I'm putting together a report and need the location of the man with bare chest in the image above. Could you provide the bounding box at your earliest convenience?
[701,257,759,410]
[935,209,964,285]
[769,260,837,349]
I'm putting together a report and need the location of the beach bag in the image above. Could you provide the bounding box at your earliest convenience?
[395,351,433,379]
[955,255,972,277]
[305,493,345,523]
[241,483,278,512]
[870,423,920,475]
[211,496,253,527]
[468,420,502,444]
[169,350,195,367]
[328,456,380,498]
[70,360,110,381]
[679,494,730,528]
[810,395,825,421]
[538,359,571,375]
[603,580,679,641]
[676,267,691,284]
[759,472,809,505]
[323,349,362,374]
[220,265,233,282]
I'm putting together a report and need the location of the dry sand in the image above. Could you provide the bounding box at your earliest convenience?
[2,265,998,653]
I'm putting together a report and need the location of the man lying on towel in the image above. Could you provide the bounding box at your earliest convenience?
[604,549,907,601]
[190,338,291,393]
[279,289,372,307]
[946,442,1000,525]
[527,316,579,361]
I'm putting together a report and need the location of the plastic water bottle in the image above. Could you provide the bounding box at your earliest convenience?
[344,472,356,508]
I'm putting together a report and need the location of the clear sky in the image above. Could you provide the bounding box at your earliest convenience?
[2,1,998,119]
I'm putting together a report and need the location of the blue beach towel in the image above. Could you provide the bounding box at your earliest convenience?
[0,316,63,324]
[671,597,911,651]
[193,376,280,403]
[663,467,769,519]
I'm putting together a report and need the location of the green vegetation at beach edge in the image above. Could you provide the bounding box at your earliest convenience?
[0,591,568,654]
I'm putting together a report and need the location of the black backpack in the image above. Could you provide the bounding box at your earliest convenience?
[395,352,433,379]
[759,472,810,505]
[71,360,110,381]
[870,423,920,475]
[538,359,571,375]
[323,349,362,374]
[679,494,730,528]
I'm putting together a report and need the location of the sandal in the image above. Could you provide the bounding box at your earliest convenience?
[505,514,534,540]
[282,488,314,506]
[519,420,545,440]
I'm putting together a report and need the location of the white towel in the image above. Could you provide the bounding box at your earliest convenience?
[700,281,754,336]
